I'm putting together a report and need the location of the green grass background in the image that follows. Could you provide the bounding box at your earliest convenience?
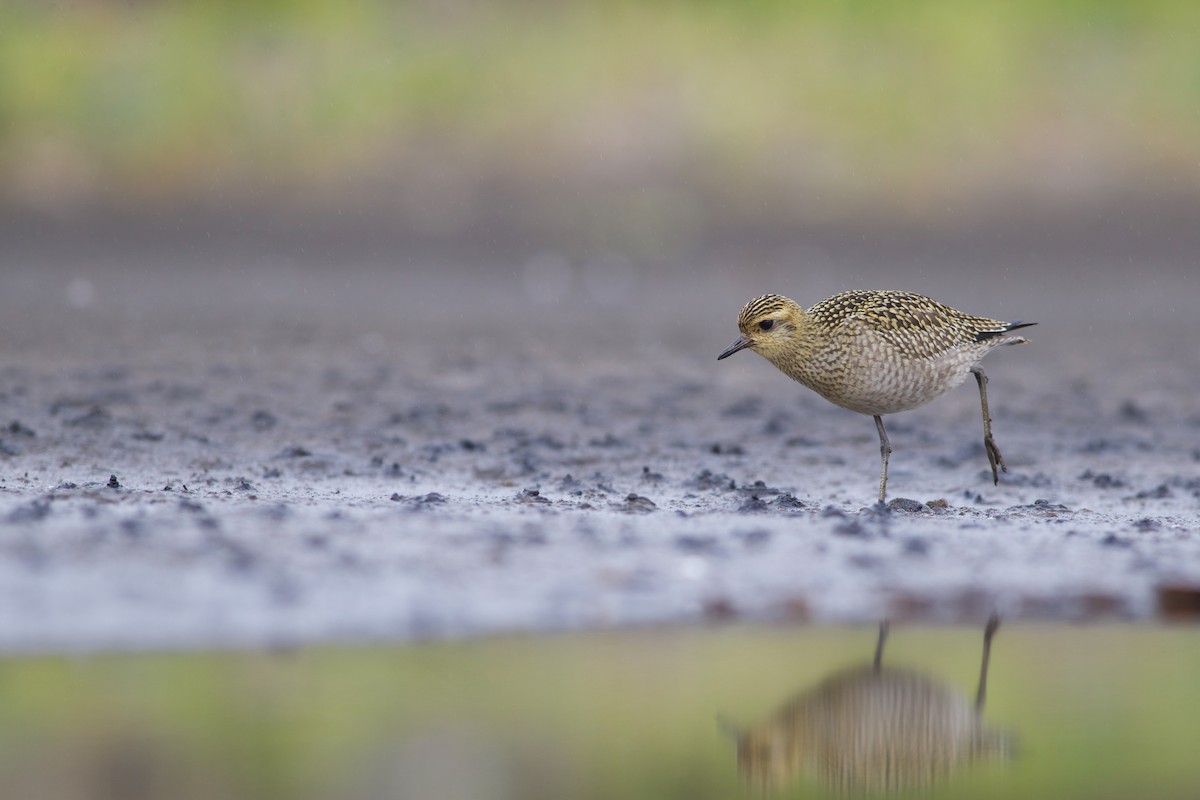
[4,0,1200,240]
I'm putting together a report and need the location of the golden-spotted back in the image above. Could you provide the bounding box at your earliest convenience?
[808,290,1021,357]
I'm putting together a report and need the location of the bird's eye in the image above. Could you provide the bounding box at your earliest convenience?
[758,320,775,331]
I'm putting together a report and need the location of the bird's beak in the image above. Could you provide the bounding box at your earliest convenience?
[717,335,753,360]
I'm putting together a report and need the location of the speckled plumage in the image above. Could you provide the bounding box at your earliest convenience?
[718,291,1033,501]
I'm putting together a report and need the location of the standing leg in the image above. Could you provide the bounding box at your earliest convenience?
[873,620,890,673]
[873,415,891,502]
[971,367,1007,484]
[975,614,1000,713]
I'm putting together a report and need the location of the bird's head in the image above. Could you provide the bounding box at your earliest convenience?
[717,294,805,362]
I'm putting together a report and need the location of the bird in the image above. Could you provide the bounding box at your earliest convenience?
[725,617,1011,793]
[717,291,1034,502]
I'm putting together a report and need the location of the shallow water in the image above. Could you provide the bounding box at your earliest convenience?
[0,623,1196,799]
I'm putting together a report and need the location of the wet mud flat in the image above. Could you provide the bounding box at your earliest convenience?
[0,244,1197,650]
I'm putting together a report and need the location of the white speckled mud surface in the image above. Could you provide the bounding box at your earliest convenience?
[1,223,1197,650]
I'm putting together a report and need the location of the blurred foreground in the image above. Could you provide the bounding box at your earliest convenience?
[0,624,1197,800]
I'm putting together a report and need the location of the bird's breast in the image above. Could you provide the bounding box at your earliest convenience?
[777,338,984,416]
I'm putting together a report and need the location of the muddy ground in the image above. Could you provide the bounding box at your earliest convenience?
[1,218,1198,650]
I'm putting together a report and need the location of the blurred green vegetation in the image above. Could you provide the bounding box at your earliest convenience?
[0,625,1197,799]
[3,0,1200,240]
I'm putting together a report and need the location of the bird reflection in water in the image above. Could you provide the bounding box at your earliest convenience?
[727,617,1013,795]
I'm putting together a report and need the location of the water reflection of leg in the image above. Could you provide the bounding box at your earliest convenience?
[975,614,1001,712]
[873,620,890,673]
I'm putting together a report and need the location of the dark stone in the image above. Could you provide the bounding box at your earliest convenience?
[887,497,925,513]
[772,493,806,510]
[517,488,551,505]
[640,466,664,483]
[737,480,781,496]
[737,495,769,513]
[620,494,657,513]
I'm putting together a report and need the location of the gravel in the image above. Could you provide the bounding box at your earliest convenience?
[1,230,1197,651]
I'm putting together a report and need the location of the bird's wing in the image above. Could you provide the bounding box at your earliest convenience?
[828,292,994,360]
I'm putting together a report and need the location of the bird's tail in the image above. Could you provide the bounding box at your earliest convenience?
[976,320,1036,343]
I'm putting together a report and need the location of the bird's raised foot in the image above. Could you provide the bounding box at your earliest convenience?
[983,434,1008,485]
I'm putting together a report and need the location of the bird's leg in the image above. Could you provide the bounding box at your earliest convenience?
[873,415,891,503]
[975,614,1000,713]
[971,367,1007,484]
[873,620,890,673]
